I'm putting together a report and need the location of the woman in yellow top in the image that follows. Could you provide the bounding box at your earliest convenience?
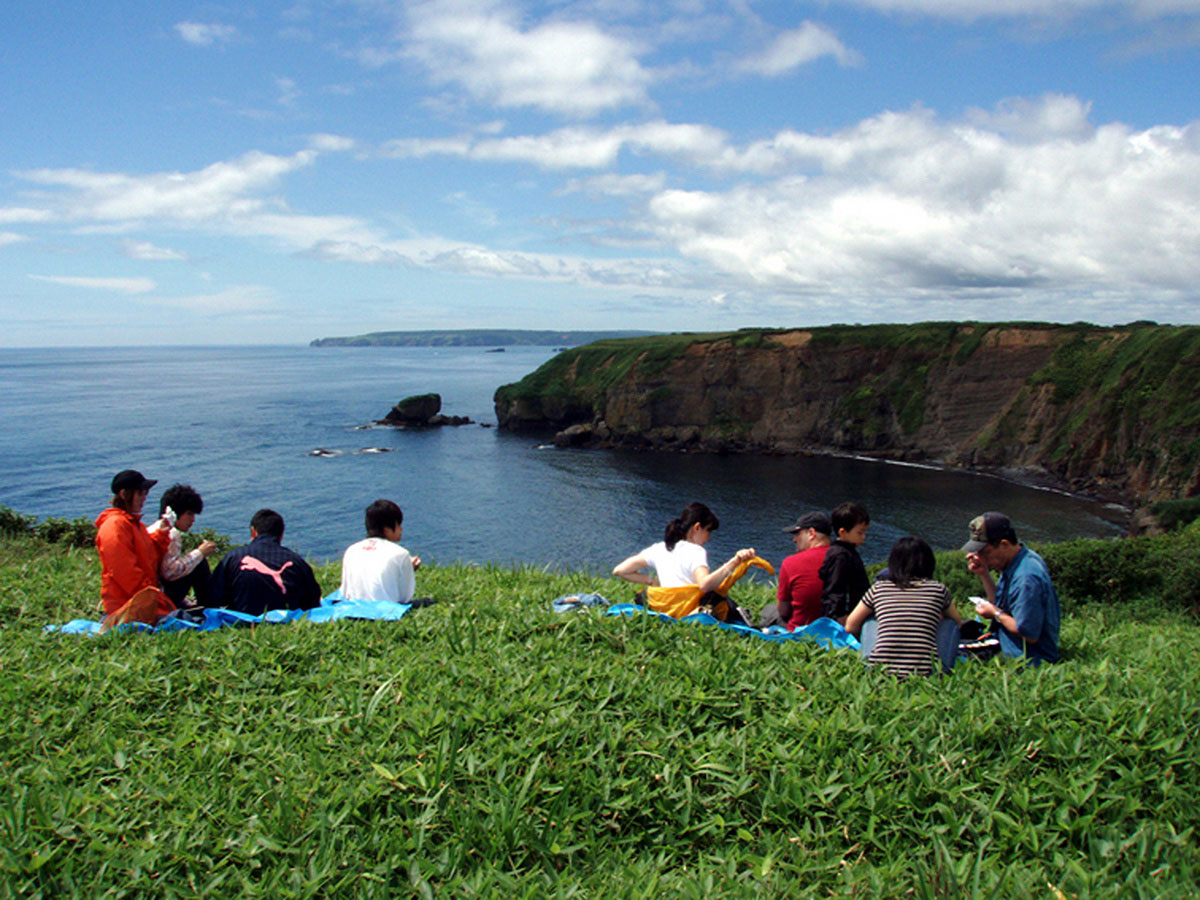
[613,502,757,620]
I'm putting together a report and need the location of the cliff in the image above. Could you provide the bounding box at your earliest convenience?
[493,322,1200,505]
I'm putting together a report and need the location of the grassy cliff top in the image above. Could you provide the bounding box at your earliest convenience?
[3,525,1200,897]
[492,321,1100,401]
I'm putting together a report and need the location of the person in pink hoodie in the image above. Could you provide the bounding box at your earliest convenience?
[94,469,173,619]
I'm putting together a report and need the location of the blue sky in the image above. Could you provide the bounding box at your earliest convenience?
[3,0,1199,346]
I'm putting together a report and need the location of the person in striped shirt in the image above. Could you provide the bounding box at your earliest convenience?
[846,536,963,677]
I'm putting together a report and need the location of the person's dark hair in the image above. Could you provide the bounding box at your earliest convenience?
[664,502,719,551]
[831,501,870,536]
[250,508,285,539]
[160,484,203,517]
[364,499,403,538]
[111,490,137,512]
[887,536,936,589]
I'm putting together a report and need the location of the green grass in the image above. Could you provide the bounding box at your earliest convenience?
[2,534,1199,898]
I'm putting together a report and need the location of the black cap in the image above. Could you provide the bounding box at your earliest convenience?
[111,469,157,493]
[961,512,1018,553]
[784,511,833,535]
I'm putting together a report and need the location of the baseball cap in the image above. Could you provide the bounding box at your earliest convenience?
[784,511,833,535]
[961,512,1017,553]
[111,469,157,493]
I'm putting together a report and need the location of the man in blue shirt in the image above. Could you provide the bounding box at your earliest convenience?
[962,511,1061,665]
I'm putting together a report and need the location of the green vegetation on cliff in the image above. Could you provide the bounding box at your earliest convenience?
[1023,325,1200,477]
[493,332,734,417]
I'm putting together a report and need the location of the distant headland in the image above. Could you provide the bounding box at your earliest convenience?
[310,329,655,347]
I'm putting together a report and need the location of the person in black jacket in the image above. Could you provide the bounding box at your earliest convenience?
[818,501,871,624]
[209,509,322,616]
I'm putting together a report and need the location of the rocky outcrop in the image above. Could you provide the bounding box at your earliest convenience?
[494,323,1200,505]
[380,393,473,427]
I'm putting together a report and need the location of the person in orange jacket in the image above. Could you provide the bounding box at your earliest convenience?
[94,469,174,621]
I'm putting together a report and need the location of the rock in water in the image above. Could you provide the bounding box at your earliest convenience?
[384,393,441,424]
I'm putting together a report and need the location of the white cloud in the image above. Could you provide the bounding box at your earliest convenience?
[639,97,1200,298]
[231,211,385,251]
[122,240,187,261]
[420,243,700,288]
[307,133,357,152]
[175,22,240,47]
[470,128,632,168]
[29,275,156,294]
[399,0,653,116]
[431,246,545,277]
[964,94,1095,140]
[560,172,668,196]
[0,232,29,246]
[0,207,53,224]
[11,84,1199,326]
[840,0,1200,22]
[382,120,730,169]
[367,94,1200,304]
[11,148,389,256]
[380,136,476,159]
[737,23,862,76]
[303,241,413,265]
[20,149,319,222]
[151,285,278,314]
[276,76,301,109]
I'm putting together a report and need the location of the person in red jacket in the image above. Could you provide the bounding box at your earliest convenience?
[94,469,174,622]
[759,511,832,630]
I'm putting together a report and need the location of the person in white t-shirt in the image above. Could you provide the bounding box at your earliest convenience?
[612,501,756,593]
[338,499,421,605]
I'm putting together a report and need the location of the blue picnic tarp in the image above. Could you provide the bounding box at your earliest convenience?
[305,591,413,623]
[46,589,412,636]
[606,603,861,651]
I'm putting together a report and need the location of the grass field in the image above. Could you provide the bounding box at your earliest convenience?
[1,534,1198,898]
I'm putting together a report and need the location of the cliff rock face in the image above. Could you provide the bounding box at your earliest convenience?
[494,323,1200,504]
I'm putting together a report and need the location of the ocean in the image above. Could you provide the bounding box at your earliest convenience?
[0,344,1125,571]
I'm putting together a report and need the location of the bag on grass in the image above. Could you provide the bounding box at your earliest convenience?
[958,619,1002,661]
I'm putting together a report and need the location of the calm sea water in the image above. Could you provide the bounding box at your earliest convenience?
[0,345,1125,571]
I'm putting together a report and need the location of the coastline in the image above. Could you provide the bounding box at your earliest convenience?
[495,324,1200,517]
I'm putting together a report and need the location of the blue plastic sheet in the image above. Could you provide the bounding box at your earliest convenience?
[305,590,413,624]
[46,589,412,636]
[606,603,861,651]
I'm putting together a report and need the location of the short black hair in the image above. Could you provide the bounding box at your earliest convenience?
[886,536,936,589]
[831,501,870,535]
[250,508,285,539]
[160,484,203,517]
[364,499,403,538]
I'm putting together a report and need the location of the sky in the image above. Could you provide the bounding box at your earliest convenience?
[3,0,1200,346]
